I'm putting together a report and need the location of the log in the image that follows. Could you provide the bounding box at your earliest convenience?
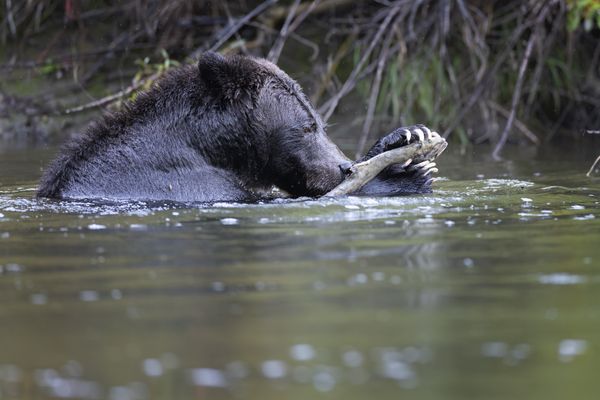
[325,135,448,196]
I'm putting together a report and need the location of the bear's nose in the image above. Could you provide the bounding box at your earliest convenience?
[338,161,353,176]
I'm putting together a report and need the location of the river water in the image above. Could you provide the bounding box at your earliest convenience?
[0,143,599,400]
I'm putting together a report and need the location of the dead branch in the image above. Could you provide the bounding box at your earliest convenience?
[190,0,279,58]
[319,3,403,121]
[267,0,301,63]
[355,19,397,158]
[488,101,539,145]
[61,71,161,115]
[492,34,535,160]
[586,156,600,177]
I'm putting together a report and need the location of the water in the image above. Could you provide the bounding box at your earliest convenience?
[1,145,599,400]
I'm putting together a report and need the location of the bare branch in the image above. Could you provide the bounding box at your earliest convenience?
[492,35,535,160]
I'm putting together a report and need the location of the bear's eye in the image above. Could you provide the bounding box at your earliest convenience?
[303,123,317,134]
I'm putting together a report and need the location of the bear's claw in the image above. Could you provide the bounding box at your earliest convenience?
[408,160,438,177]
[359,124,442,165]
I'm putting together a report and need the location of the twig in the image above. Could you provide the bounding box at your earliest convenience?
[319,3,403,121]
[488,101,539,145]
[355,19,396,158]
[311,29,356,105]
[492,34,535,160]
[190,0,279,58]
[267,0,302,63]
[61,72,160,115]
[586,156,600,177]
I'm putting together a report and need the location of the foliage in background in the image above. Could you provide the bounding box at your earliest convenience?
[567,0,600,31]
[1,0,599,157]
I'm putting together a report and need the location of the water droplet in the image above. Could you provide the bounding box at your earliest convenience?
[79,290,99,302]
[290,344,316,361]
[539,273,586,285]
[558,339,587,362]
[87,224,106,230]
[342,350,363,367]
[511,343,531,360]
[189,368,227,387]
[261,360,287,379]
[313,368,337,392]
[142,359,163,377]
[573,214,595,221]
[352,273,368,284]
[372,272,385,281]
[5,263,22,273]
[380,360,415,381]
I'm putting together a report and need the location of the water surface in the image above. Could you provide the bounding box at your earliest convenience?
[1,145,599,400]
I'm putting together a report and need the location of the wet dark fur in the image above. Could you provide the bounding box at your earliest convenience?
[38,52,431,202]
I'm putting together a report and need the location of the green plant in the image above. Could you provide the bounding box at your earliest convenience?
[567,0,600,31]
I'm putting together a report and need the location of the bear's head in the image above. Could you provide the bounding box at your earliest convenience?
[197,52,350,197]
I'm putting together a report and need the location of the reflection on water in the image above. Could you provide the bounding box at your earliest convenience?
[1,146,599,399]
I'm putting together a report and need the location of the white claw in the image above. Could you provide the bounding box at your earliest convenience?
[421,126,432,140]
[414,128,425,142]
[423,167,439,176]
[401,128,411,143]
[401,158,413,168]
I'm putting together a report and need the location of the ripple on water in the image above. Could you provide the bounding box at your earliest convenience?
[558,339,588,362]
[538,273,587,285]
[189,368,227,388]
[290,344,316,361]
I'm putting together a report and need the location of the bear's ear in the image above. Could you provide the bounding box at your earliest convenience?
[198,52,264,104]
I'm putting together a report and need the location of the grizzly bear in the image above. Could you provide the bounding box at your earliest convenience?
[37,52,439,202]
